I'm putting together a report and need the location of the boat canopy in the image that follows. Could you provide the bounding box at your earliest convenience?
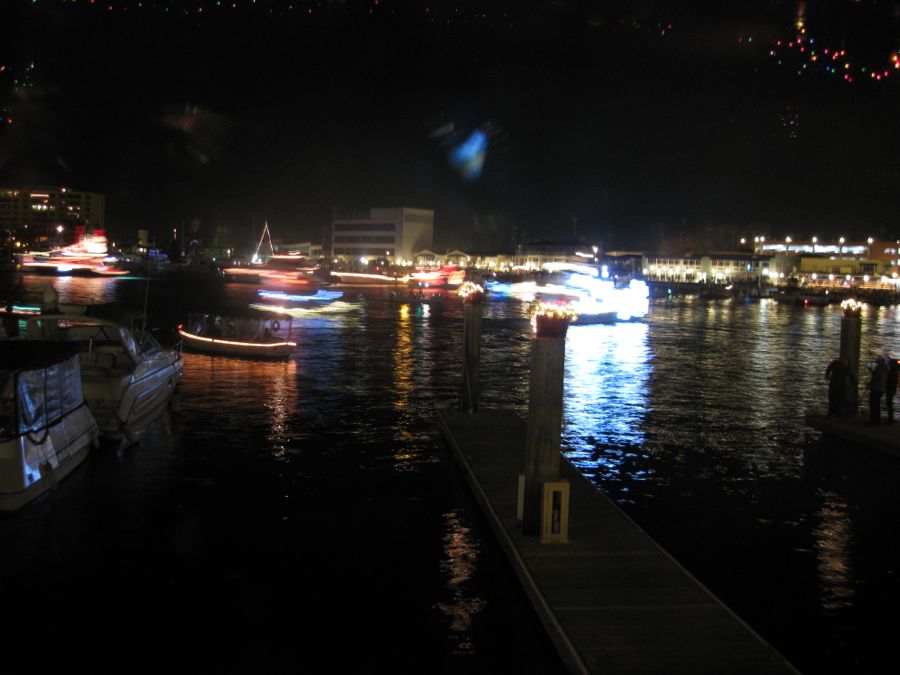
[183,310,293,344]
[25,316,142,365]
[0,342,86,442]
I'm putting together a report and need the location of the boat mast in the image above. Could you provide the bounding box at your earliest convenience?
[253,220,275,263]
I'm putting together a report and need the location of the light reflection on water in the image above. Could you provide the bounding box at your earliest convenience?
[391,304,420,471]
[436,509,485,655]
[814,489,855,611]
[563,322,651,486]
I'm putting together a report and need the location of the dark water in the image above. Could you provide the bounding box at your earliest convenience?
[2,273,900,674]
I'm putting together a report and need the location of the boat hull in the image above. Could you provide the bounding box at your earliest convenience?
[571,312,619,325]
[81,353,183,440]
[0,404,97,511]
[178,330,295,359]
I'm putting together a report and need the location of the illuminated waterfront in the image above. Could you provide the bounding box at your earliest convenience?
[2,274,899,673]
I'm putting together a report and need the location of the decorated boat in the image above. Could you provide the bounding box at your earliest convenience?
[256,289,343,303]
[178,311,296,359]
[0,341,99,510]
[22,315,184,442]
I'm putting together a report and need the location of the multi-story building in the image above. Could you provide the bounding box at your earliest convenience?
[331,207,434,263]
[0,186,105,245]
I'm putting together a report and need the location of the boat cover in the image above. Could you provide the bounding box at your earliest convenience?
[1,341,86,442]
[1,341,97,504]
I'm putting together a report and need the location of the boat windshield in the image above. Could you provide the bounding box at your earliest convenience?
[140,332,163,356]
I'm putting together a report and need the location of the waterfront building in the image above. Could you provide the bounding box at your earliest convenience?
[413,249,442,266]
[275,241,324,259]
[752,238,900,281]
[331,207,434,263]
[642,252,760,282]
[514,241,585,270]
[470,253,517,272]
[412,249,517,273]
[0,186,105,246]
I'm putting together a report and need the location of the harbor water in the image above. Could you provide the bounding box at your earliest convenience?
[2,273,899,673]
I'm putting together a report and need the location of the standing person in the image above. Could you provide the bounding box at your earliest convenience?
[825,356,846,417]
[885,355,899,425]
[868,355,889,425]
[1,305,19,338]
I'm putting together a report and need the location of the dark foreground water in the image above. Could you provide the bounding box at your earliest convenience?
[2,273,900,674]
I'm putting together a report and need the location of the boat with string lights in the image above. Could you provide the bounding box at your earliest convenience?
[19,231,128,276]
[329,270,409,286]
[256,289,343,304]
[221,221,324,286]
[178,310,296,359]
[486,263,650,324]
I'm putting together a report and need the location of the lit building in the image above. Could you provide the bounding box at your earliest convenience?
[0,186,105,245]
[331,207,434,262]
[515,241,583,270]
[641,252,759,282]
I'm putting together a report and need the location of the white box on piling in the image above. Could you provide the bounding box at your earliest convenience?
[540,480,570,544]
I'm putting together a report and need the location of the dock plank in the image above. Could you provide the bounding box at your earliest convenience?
[806,413,900,456]
[437,406,797,674]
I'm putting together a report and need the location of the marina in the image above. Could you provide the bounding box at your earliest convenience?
[0,273,899,672]
[5,4,900,673]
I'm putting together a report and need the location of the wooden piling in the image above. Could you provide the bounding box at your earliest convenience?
[523,323,567,535]
[459,298,482,413]
[840,312,861,417]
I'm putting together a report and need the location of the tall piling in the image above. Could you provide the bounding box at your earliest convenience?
[522,314,568,536]
[839,302,862,417]
[459,287,483,413]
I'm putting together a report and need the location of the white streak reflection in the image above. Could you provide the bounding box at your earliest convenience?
[563,322,652,485]
[264,359,299,461]
[814,489,856,611]
[391,304,419,471]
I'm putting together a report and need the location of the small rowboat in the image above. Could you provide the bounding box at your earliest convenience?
[178,311,296,359]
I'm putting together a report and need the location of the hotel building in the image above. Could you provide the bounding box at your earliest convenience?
[0,186,106,244]
[331,207,434,263]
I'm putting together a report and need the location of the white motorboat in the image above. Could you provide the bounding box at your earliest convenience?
[23,315,184,442]
[0,341,99,511]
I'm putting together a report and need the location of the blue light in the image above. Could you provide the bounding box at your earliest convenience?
[449,129,488,181]
[257,289,343,302]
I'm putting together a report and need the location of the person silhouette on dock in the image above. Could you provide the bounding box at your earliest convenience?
[867,355,889,425]
[1,305,19,338]
[885,355,899,425]
[825,356,852,417]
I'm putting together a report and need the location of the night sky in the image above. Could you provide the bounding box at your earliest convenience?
[3,1,900,252]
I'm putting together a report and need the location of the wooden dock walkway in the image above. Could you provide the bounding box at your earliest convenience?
[806,413,900,457]
[436,406,798,674]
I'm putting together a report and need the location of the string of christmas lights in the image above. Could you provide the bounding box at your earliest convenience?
[0,61,36,127]
[766,15,900,85]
